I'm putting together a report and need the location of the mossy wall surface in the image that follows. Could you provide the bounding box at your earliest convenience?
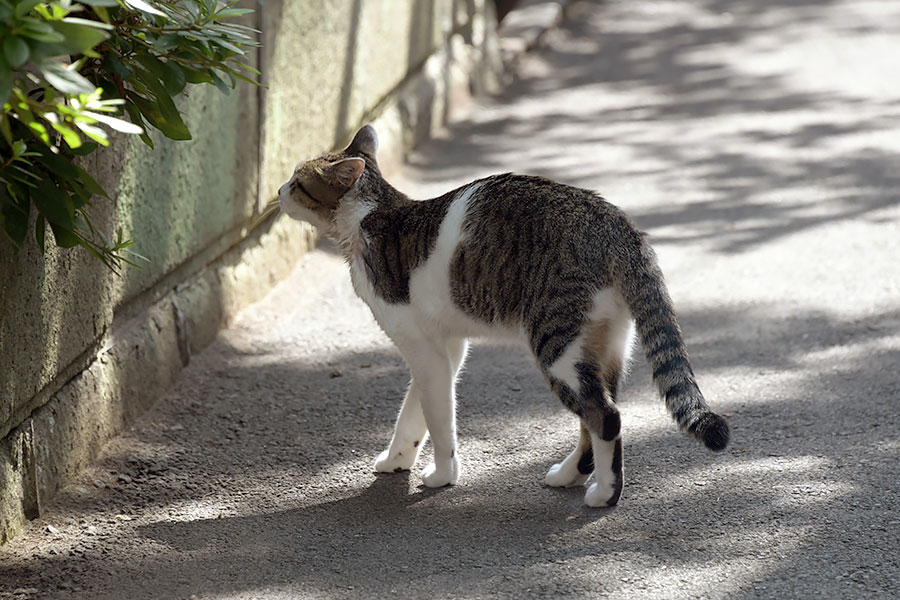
[0,0,498,543]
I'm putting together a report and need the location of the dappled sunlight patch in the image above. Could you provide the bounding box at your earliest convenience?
[627,453,856,518]
[616,396,691,445]
[616,527,810,599]
[770,480,855,508]
[798,334,900,368]
[433,521,814,599]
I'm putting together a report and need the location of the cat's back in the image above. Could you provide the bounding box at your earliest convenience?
[402,173,641,335]
[465,173,626,230]
[462,173,639,272]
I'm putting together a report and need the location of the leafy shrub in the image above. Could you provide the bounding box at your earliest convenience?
[0,0,259,270]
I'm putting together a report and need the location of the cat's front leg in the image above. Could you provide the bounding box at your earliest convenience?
[400,337,466,488]
[374,381,428,473]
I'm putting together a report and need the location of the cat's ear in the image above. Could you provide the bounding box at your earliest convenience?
[345,124,378,156]
[331,157,366,188]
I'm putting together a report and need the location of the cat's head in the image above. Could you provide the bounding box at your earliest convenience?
[277,125,378,230]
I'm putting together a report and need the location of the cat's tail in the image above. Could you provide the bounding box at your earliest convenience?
[615,237,730,451]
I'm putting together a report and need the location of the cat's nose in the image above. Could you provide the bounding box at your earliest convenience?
[278,182,288,197]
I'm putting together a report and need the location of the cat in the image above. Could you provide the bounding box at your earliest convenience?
[278,124,730,507]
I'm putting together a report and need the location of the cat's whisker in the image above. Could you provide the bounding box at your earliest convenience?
[250,196,282,229]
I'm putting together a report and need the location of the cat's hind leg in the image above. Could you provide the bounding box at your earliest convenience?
[540,326,626,507]
[547,369,623,507]
[544,422,593,487]
[581,316,631,507]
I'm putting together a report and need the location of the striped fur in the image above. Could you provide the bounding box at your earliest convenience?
[615,243,730,450]
[278,125,730,507]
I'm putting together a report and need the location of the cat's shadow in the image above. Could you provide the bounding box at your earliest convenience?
[369,468,448,503]
[137,459,603,552]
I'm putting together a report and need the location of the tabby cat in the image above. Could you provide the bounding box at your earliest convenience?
[278,125,729,507]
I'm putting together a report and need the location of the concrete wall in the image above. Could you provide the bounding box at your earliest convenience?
[0,0,501,543]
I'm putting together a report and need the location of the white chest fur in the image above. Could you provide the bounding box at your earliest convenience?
[331,198,375,299]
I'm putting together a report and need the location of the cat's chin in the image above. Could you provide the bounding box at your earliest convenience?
[279,197,330,231]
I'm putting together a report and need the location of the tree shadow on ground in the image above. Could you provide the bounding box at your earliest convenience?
[399,0,900,255]
[1,299,897,598]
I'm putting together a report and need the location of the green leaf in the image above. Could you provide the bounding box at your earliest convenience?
[101,55,132,80]
[49,221,81,247]
[67,180,91,209]
[33,3,52,19]
[0,53,12,103]
[47,21,111,55]
[123,100,154,148]
[0,115,14,145]
[0,186,30,249]
[74,121,110,145]
[210,38,243,54]
[124,0,167,18]
[215,8,254,18]
[206,24,254,43]
[3,36,30,68]
[33,177,74,229]
[35,214,46,253]
[37,60,96,95]
[182,66,212,84]
[152,33,181,52]
[81,110,144,134]
[76,166,108,199]
[130,93,190,140]
[14,0,43,18]
[183,1,199,20]
[222,66,259,87]
[74,0,120,8]
[48,119,82,149]
[8,164,40,181]
[236,61,262,76]
[61,17,114,31]
[134,49,166,80]
[11,105,51,144]
[162,60,186,94]
[93,6,111,23]
[33,145,80,180]
[209,70,231,95]
[70,141,99,156]
[132,71,191,139]
[19,21,66,44]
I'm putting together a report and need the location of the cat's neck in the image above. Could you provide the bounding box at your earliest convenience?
[330,171,409,254]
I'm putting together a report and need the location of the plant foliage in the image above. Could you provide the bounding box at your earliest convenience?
[0,0,259,270]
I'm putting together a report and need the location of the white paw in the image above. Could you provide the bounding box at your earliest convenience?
[545,461,589,488]
[374,448,417,473]
[584,480,618,507]
[421,458,459,488]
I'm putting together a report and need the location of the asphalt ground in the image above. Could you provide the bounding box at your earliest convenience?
[2,0,899,598]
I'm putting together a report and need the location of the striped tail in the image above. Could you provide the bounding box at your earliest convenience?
[615,239,730,451]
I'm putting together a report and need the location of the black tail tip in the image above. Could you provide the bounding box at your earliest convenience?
[693,412,730,451]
